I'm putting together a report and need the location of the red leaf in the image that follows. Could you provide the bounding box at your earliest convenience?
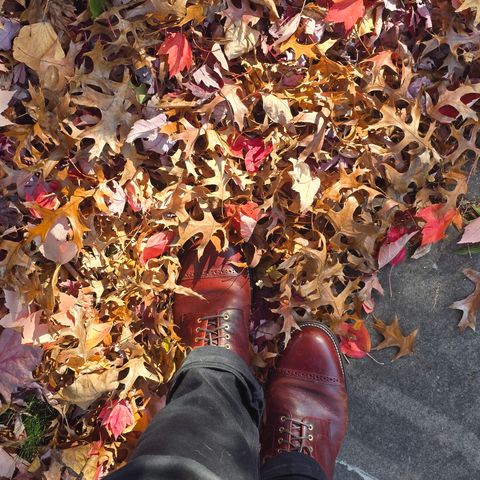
[417,205,458,246]
[225,201,262,241]
[338,321,371,359]
[158,32,192,78]
[98,399,134,439]
[140,231,175,265]
[325,0,365,31]
[25,181,60,219]
[229,135,272,173]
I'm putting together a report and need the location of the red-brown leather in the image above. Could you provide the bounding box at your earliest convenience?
[173,243,252,365]
[260,323,348,480]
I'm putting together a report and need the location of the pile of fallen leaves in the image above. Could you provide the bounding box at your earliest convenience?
[0,0,479,477]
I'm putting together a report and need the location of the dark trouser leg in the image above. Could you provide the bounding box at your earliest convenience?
[106,346,264,480]
[261,452,329,480]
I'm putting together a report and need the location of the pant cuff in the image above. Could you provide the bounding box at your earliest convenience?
[261,451,328,480]
[167,346,264,425]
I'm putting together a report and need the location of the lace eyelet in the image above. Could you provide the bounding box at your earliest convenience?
[196,318,202,323]
[225,344,231,349]
[225,334,231,340]
[278,427,284,433]
[308,424,313,431]
[280,416,286,422]
[224,325,229,330]
[195,327,200,333]
[308,446,313,453]
[223,313,230,320]
[308,435,313,441]
[277,438,283,444]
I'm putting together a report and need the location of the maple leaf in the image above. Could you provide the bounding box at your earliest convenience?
[373,316,418,362]
[0,329,42,403]
[449,269,480,331]
[139,231,175,266]
[338,320,371,358]
[417,205,459,246]
[98,399,134,439]
[230,134,272,173]
[158,32,192,78]
[325,0,365,31]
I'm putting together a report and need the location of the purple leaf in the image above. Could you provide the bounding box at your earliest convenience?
[0,18,20,51]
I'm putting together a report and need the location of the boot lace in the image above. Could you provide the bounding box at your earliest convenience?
[194,313,231,347]
[277,416,314,455]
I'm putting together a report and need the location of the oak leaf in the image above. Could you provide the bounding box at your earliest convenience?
[455,0,480,25]
[373,316,418,361]
[0,329,42,403]
[158,32,192,78]
[449,269,480,331]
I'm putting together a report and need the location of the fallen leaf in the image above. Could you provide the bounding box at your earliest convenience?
[0,448,16,479]
[455,0,480,25]
[358,274,384,313]
[449,268,480,331]
[378,231,418,269]
[417,205,458,246]
[262,93,293,125]
[139,231,175,265]
[98,399,134,439]
[325,0,365,31]
[158,32,192,78]
[289,158,321,212]
[338,321,371,358]
[230,134,272,173]
[0,89,14,127]
[38,217,78,265]
[225,201,262,241]
[373,316,418,361]
[458,216,480,244]
[60,368,119,410]
[0,329,42,403]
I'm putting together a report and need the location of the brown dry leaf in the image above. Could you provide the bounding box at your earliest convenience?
[373,316,418,362]
[449,269,480,331]
[59,368,119,409]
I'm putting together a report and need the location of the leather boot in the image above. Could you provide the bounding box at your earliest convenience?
[173,242,252,366]
[260,321,348,479]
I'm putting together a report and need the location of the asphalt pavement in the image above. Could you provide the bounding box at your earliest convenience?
[336,188,480,480]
